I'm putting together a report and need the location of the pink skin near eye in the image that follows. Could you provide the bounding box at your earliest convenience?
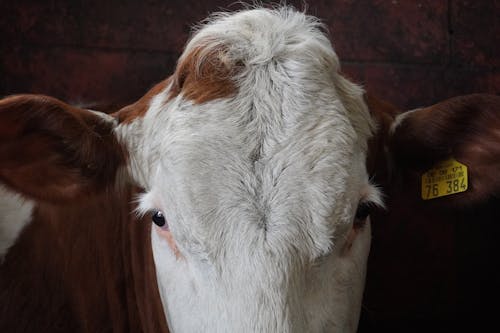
[152,212,181,258]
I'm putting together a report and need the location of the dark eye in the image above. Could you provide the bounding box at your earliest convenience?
[152,210,167,228]
[354,202,371,228]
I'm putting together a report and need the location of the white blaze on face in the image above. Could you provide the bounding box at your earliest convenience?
[119,7,381,333]
[0,185,35,259]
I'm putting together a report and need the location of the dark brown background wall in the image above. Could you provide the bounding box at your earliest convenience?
[1,0,498,110]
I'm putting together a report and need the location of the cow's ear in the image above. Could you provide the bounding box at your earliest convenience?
[389,94,500,205]
[0,95,126,202]
[365,93,401,184]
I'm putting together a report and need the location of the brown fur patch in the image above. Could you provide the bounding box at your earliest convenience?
[114,41,240,124]
[0,94,126,202]
[0,187,170,333]
[113,78,172,124]
[365,93,401,183]
[168,41,241,104]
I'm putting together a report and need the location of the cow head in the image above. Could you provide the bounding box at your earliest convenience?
[113,8,382,332]
[1,6,498,333]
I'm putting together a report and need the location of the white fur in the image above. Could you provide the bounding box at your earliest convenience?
[390,107,420,135]
[118,7,380,332]
[0,185,35,259]
[87,109,119,125]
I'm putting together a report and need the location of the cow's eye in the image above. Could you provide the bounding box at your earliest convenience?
[354,202,371,228]
[152,210,167,228]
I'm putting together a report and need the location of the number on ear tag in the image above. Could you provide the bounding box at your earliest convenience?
[421,158,468,200]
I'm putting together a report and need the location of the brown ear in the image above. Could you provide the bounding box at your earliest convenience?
[0,95,126,202]
[365,93,402,185]
[389,94,500,205]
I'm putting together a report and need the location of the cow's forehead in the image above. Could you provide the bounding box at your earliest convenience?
[139,90,367,259]
[124,7,374,260]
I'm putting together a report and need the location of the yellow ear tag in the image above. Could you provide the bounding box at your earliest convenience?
[421,158,468,200]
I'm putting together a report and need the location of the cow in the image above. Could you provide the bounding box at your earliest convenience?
[0,6,499,333]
